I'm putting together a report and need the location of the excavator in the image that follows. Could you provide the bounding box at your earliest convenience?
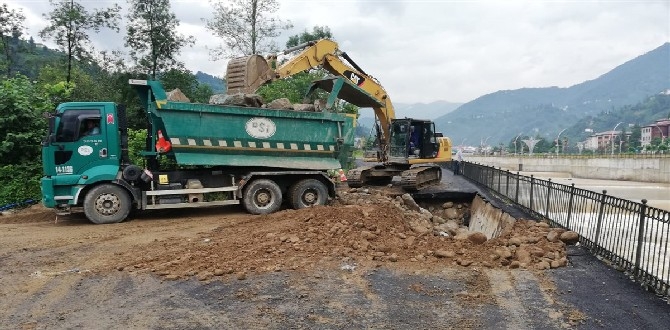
[225,39,452,190]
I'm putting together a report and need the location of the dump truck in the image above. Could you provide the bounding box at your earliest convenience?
[40,79,356,224]
[226,39,452,190]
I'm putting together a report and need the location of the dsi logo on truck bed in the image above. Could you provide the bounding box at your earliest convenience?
[245,117,276,139]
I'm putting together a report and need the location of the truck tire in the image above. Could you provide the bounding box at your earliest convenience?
[83,184,132,224]
[289,179,328,209]
[242,179,283,215]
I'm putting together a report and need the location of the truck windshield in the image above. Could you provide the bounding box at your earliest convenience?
[55,109,101,142]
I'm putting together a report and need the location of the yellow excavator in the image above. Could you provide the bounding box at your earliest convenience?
[225,39,452,190]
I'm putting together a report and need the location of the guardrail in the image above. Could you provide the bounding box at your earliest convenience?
[458,161,669,299]
[467,153,670,159]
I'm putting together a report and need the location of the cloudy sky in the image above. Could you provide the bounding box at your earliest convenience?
[6,0,670,103]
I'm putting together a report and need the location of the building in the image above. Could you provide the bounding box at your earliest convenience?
[584,130,623,152]
[641,119,670,147]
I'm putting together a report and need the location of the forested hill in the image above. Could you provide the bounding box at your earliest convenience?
[435,43,670,145]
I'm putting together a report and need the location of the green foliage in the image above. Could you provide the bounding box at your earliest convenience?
[257,72,320,103]
[206,0,292,57]
[0,76,50,165]
[159,68,213,103]
[40,0,121,83]
[127,128,147,166]
[0,164,42,205]
[286,26,333,48]
[0,3,26,76]
[125,0,194,79]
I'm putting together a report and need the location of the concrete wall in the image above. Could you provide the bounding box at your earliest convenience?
[468,195,516,239]
[465,156,670,183]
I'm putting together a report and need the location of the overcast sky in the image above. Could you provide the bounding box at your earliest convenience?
[6,0,670,103]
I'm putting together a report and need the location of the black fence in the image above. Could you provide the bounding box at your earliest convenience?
[459,161,669,299]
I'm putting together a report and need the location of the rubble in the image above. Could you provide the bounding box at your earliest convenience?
[110,186,574,281]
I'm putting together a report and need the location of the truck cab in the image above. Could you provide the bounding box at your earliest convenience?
[41,102,123,213]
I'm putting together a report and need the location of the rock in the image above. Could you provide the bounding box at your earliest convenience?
[237,272,247,280]
[432,215,446,224]
[442,202,454,209]
[557,257,568,267]
[508,237,522,246]
[197,272,212,281]
[375,245,391,253]
[213,269,225,276]
[434,250,455,258]
[535,222,550,228]
[526,236,540,244]
[546,229,565,242]
[405,236,416,247]
[457,259,473,267]
[509,261,520,269]
[388,254,399,262]
[164,274,179,281]
[550,260,561,269]
[454,232,470,240]
[116,266,124,271]
[560,231,579,245]
[166,88,190,102]
[401,194,421,212]
[210,93,263,107]
[314,99,327,111]
[516,249,532,264]
[445,208,459,219]
[536,261,551,270]
[529,247,545,258]
[495,248,513,259]
[467,232,488,245]
[293,103,316,111]
[267,98,293,109]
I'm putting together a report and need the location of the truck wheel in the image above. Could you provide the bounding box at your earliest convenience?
[289,179,328,209]
[83,184,132,224]
[242,179,283,215]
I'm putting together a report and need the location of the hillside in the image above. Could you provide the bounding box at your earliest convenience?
[357,100,462,137]
[195,71,226,93]
[434,43,670,145]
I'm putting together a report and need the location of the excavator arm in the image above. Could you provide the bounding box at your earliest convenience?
[226,39,395,153]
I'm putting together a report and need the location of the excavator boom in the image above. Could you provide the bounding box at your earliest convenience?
[225,39,451,191]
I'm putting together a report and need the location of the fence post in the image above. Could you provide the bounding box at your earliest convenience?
[566,183,575,229]
[529,175,535,210]
[505,170,510,197]
[593,190,608,250]
[497,167,502,193]
[634,199,648,277]
[515,172,520,203]
[545,178,552,219]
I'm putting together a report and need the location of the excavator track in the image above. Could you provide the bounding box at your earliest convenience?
[400,165,442,191]
[345,166,372,188]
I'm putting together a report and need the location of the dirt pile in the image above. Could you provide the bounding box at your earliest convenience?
[110,188,577,281]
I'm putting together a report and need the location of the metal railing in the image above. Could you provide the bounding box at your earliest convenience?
[459,161,669,299]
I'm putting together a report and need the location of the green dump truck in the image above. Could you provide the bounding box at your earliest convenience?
[41,79,356,224]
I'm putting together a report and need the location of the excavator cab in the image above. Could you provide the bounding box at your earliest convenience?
[388,119,440,161]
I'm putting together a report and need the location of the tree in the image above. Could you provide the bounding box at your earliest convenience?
[126,0,194,79]
[40,0,120,84]
[285,26,332,48]
[206,0,292,57]
[0,4,25,76]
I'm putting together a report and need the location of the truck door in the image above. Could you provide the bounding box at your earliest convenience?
[51,108,114,176]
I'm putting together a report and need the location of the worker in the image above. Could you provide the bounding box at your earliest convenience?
[453,148,464,175]
[409,126,420,156]
[83,119,100,136]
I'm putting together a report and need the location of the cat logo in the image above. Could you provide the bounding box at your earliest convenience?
[344,70,365,86]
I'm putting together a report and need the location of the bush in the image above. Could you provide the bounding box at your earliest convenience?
[0,164,42,206]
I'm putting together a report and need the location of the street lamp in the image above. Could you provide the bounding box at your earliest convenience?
[513,132,523,155]
[611,122,623,155]
[556,128,567,156]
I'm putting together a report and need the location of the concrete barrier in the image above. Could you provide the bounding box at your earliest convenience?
[468,195,516,239]
[466,156,670,183]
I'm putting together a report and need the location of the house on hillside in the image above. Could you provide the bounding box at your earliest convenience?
[641,119,670,147]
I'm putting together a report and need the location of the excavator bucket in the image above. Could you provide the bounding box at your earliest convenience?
[225,55,275,95]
